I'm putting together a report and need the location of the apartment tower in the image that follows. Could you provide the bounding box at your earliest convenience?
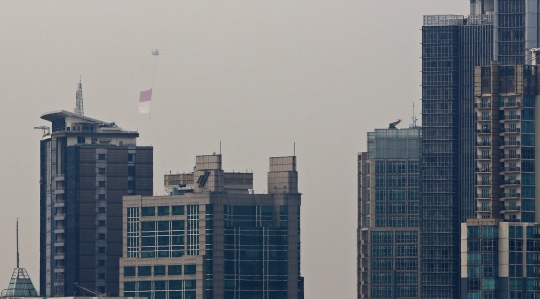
[39,110,153,296]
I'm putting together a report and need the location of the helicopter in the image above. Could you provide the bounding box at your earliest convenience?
[150,49,163,56]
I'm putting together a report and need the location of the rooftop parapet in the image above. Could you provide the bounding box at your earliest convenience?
[423,14,493,26]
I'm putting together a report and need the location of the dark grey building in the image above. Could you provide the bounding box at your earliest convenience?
[39,110,153,296]
[421,1,540,297]
[120,154,303,299]
[358,126,421,298]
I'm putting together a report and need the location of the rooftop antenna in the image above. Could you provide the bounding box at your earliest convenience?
[294,142,296,156]
[220,141,222,155]
[16,218,19,268]
[74,77,84,116]
[412,103,418,127]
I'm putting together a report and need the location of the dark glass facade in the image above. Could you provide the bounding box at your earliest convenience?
[421,14,495,298]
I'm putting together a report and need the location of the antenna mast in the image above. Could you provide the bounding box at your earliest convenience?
[74,77,84,116]
[16,219,19,268]
[412,103,418,127]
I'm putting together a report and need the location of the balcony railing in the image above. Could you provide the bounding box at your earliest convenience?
[476,193,492,199]
[502,167,521,172]
[474,103,491,108]
[476,155,491,159]
[476,142,491,146]
[476,129,491,134]
[501,141,521,146]
[503,102,522,107]
[476,181,490,186]
[501,128,521,133]
[476,115,491,121]
[475,168,491,173]
[501,180,521,185]
[501,206,521,211]
[503,114,521,120]
[502,193,521,198]
[501,154,521,159]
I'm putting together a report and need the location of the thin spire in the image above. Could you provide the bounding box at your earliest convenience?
[74,77,84,116]
[16,218,19,268]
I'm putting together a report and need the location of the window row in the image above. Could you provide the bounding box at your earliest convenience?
[124,265,196,277]
[142,205,185,217]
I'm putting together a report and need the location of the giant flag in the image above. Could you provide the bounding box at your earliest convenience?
[139,89,152,113]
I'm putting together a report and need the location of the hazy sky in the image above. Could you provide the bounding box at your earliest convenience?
[0,1,466,298]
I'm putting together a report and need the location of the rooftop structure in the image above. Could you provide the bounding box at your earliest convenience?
[120,154,303,299]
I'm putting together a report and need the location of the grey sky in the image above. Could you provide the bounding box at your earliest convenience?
[0,1,465,298]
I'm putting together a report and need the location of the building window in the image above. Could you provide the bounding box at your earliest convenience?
[128,166,135,176]
[172,205,185,215]
[98,220,106,227]
[138,266,151,276]
[98,207,106,214]
[98,247,106,253]
[481,202,490,211]
[127,207,140,258]
[98,168,106,174]
[98,154,106,160]
[91,138,98,144]
[158,206,170,216]
[77,136,86,144]
[98,181,106,187]
[98,194,106,201]
[154,265,166,276]
[142,207,155,217]
[128,153,135,162]
[124,266,135,276]
[184,265,196,275]
[97,287,105,294]
[98,233,106,240]
[97,273,105,279]
[97,260,106,266]
[168,265,182,275]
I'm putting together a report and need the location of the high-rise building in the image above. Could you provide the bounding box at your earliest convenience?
[460,61,540,298]
[357,126,421,298]
[119,154,303,299]
[39,110,153,296]
[421,1,540,297]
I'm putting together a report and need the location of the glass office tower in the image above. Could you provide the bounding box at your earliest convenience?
[358,127,421,298]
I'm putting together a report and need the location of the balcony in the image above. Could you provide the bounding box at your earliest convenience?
[474,102,491,108]
[476,141,491,147]
[500,180,521,186]
[476,155,491,160]
[54,213,65,220]
[476,129,491,134]
[501,193,521,199]
[501,206,521,211]
[476,193,492,199]
[503,101,522,108]
[501,141,521,147]
[502,114,521,121]
[501,167,521,173]
[500,127,521,134]
[501,154,521,160]
[54,253,65,260]
[476,115,491,122]
[475,168,491,173]
[476,181,490,186]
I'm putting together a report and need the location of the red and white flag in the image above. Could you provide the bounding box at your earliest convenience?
[139,89,152,113]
